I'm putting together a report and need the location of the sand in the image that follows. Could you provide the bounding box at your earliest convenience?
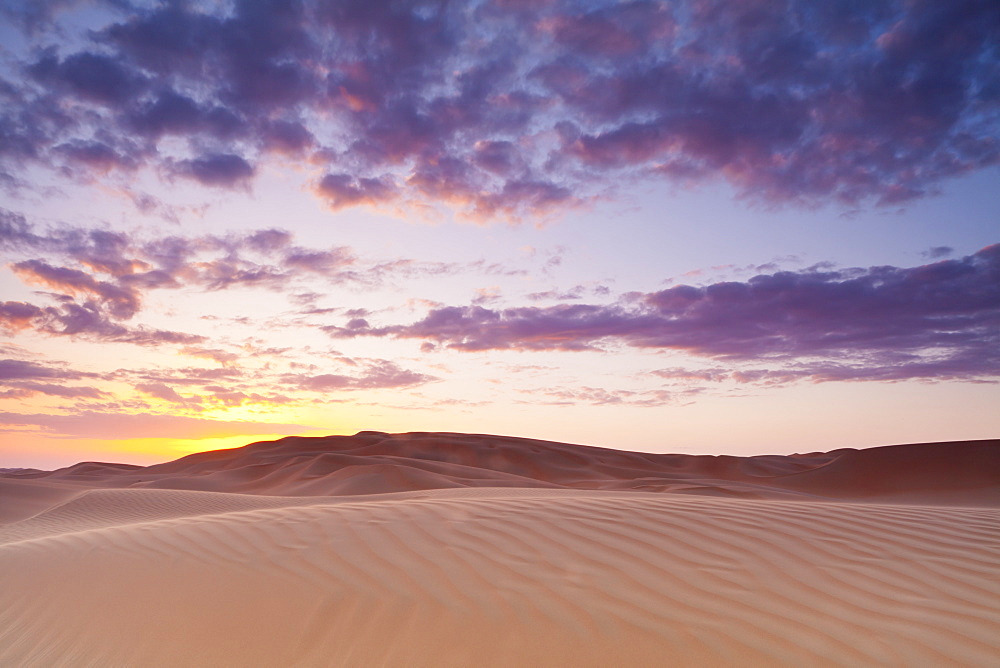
[1,433,998,666]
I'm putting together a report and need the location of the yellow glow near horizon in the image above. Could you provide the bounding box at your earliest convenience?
[2,431,332,469]
[148,431,333,458]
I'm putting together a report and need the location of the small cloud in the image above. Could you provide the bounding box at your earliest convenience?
[135,382,197,405]
[172,153,255,189]
[922,246,954,259]
[314,173,397,209]
[284,360,434,391]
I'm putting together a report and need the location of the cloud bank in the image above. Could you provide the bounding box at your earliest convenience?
[328,245,1000,382]
[0,0,996,219]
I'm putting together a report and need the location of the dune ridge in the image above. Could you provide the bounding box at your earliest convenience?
[5,433,998,509]
[1,433,998,666]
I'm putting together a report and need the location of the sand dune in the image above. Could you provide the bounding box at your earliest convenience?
[1,433,998,666]
[6,432,998,507]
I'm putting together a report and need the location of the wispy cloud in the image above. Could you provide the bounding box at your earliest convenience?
[0,358,108,399]
[0,410,310,441]
[0,298,205,346]
[2,214,552,350]
[282,360,435,392]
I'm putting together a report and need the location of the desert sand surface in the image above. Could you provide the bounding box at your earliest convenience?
[1,432,998,667]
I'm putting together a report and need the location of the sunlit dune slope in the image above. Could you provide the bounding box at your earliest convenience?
[1,488,998,667]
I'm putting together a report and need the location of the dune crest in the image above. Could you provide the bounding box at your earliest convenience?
[2,434,998,666]
[5,433,998,509]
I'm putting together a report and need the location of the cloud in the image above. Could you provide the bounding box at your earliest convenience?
[172,153,254,188]
[1,382,106,399]
[1,0,996,217]
[180,347,240,366]
[12,259,141,318]
[284,360,434,391]
[923,246,954,259]
[201,389,295,408]
[0,358,107,399]
[0,298,205,346]
[0,410,310,440]
[134,382,195,405]
[129,367,244,386]
[0,301,46,332]
[282,247,355,275]
[523,386,677,407]
[314,173,399,210]
[328,245,1000,382]
[0,358,91,381]
[2,216,536,329]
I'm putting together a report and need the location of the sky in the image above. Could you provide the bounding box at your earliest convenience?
[0,0,998,469]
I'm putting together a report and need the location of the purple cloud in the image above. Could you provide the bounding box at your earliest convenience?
[173,153,254,188]
[130,367,244,386]
[0,297,204,347]
[0,301,45,332]
[13,259,141,318]
[315,173,398,210]
[283,247,355,275]
[3,216,531,320]
[3,382,105,399]
[284,360,434,392]
[0,410,310,440]
[0,358,107,399]
[0,358,91,381]
[327,245,1000,382]
[923,246,955,259]
[0,0,995,216]
[28,50,148,106]
[134,382,197,405]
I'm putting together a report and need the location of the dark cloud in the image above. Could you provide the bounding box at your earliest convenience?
[0,0,130,34]
[172,153,254,188]
[328,245,1000,382]
[0,0,995,214]
[260,120,314,155]
[28,50,148,106]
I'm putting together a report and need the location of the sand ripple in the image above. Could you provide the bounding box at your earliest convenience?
[2,488,998,667]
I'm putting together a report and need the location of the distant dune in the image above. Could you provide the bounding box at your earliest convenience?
[2,433,998,666]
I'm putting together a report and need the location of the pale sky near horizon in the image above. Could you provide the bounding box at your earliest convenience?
[1,0,998,469]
